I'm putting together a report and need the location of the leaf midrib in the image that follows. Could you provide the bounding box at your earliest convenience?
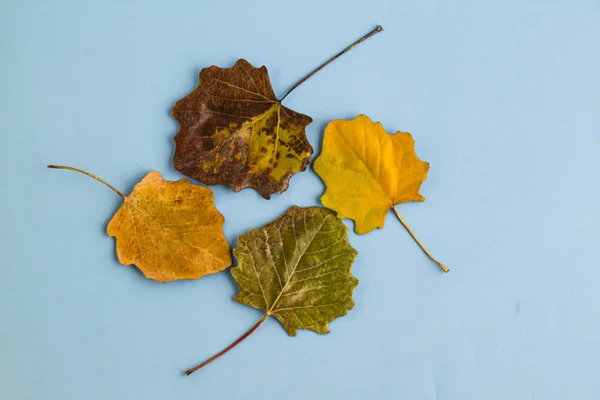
[207,77,273,102]
[266,213,331,315]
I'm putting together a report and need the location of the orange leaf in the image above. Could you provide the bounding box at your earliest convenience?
[49,166,231,281]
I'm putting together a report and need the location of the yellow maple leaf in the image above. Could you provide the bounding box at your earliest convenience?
[314,114,448,273]
[49,166,232,281]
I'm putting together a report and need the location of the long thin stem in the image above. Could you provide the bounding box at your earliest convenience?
[47,165,126,200]
[185,314,268,376]
[279,25,383,102]
[393,206,449,273]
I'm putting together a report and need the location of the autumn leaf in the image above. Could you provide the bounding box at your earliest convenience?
[185,206,358,375]
[172,26,383,199]
[313,114,449,273]
[48,165,231,282]
[172,59,313,200]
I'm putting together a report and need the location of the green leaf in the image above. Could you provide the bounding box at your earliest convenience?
[233,205,358,335]
[185,206,358,375]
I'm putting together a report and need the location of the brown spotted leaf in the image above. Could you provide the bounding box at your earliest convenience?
[172,59,313,199]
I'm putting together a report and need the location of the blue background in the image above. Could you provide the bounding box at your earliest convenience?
[1,0,599,399]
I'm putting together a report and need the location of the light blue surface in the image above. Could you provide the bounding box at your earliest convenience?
[1,0,599,399]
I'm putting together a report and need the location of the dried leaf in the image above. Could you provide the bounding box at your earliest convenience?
[172,26,384,200]
[49,166,231,282]
[172,59,313,199]
[185,206,358,374]
[313,115,449,273]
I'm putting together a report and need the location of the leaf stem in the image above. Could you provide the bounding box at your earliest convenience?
[47,165,126,200]
[279,25,383,102]
[185,314,268,376]
[392,206,449,273]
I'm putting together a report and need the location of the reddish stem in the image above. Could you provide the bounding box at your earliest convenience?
[185,314,268,376]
